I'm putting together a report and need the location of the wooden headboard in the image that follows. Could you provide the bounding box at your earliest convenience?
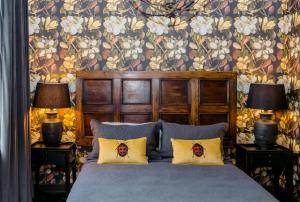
[76,71,237,149]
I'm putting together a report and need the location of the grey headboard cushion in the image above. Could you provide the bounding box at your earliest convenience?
[88,120,160,160]
[160,121,228,158]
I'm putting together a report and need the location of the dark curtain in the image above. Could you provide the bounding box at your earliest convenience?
[0,0,32,201]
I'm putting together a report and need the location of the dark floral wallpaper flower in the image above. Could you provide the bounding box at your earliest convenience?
[29,0,300,193]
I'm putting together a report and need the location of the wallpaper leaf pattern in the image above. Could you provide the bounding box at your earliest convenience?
[29,0,300,194]
[29,0,300,144]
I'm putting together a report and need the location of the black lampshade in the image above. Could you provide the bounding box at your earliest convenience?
[33,83,71,108]
[246,83,288,110]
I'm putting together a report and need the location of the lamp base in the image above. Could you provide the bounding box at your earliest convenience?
[41,111,63,147]
[254,113,277,149]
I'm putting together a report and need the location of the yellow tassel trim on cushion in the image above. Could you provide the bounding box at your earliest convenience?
[171,138,224,165]
[97,137,148,164]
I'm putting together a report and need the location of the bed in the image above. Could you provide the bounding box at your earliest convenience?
[68,71,277,202]
[67,160,276,202]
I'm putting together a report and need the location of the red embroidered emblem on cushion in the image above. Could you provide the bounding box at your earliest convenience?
[117,143,128,157]
[192,143,204,157]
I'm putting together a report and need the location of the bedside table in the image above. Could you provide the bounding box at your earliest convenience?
[236,144,293,201]
[31,142,76,197]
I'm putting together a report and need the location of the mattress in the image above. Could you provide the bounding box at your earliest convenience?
[67,160,277,202]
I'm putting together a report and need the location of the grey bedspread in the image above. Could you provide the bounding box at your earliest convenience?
[67,160,277,202]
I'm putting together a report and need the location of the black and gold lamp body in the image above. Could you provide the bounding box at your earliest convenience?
[254,112,277,148]
[33,83,70,147]
[247,84,287,148]
[41,110,63,146]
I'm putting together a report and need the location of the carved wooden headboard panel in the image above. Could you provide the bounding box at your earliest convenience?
[76,71,237,148]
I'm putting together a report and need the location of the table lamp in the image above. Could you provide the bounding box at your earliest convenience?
[246,83,288,148]
[33,83,71,146]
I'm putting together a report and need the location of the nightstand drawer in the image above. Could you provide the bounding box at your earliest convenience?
[253,154,276,166]
[32,152,47,164]
[45,152,68,166]
[46,151,75,165]
[253,153,289,167]
[32,148,75,166]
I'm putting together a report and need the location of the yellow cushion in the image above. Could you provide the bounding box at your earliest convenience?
[97,137,148,164]
[171,138,224,165]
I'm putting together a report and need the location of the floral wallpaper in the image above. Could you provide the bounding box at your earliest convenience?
[29,0,300,146]
[29,0,300,195]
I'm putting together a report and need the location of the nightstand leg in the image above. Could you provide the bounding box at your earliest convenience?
[286,156,293,200]
[273,167,280,198]
[35,165,39,198]
[236,147,241,168]
[72,164,76,182]
[65,156,70,194]
[245,154,252,176]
